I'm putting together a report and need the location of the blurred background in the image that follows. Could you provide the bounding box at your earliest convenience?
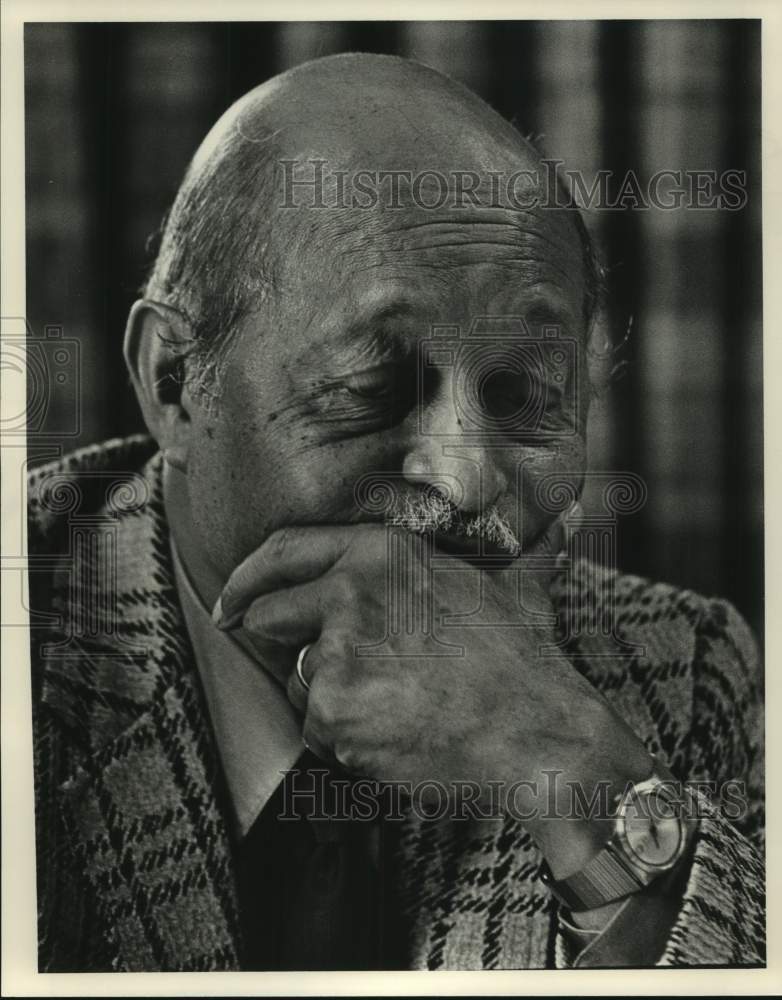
[24,20,762,638]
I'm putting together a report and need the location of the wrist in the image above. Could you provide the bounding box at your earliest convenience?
[527,720,654,879]
[540,755,698,915]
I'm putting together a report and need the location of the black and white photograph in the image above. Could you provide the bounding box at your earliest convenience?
[2,4,777,990]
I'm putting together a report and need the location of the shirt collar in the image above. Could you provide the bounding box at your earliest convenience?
[170,539,303,840]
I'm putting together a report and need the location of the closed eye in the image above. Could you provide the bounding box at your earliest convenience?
[308,362,418,428]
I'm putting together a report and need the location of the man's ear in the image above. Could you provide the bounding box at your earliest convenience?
[123,299,195,471]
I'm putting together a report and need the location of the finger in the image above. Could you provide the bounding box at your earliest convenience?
[566,500,584,536]
[299,644,335,758]
[557,500,584,564]
[526,513,564,558]
[232,580,325,688]
[522,503,583,598]
[301,716,333,764]
[241,578,325,645]
[215,524,371,628]
[528,500,583,558]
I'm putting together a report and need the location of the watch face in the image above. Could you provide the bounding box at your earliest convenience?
[620,788,684,870]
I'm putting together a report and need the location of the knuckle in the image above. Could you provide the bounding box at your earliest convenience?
[241,600,272,639]
[308,681,339,730]
[319,627,347,659]
[320,633,357,685]
[266,525,297,563]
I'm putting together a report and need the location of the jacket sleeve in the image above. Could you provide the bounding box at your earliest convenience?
[555,595,765,968]
[656,597,765,966]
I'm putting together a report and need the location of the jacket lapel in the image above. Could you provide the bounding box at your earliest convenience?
[40,446,243,971]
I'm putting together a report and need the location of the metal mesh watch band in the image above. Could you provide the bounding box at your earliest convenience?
[539,757,695,912]
[539,842,644,912]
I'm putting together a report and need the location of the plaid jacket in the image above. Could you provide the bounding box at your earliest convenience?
[28,437,765,971]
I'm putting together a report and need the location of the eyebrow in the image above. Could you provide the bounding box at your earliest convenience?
[522,296,580,334]
[298,289,582,371]
[303,298,422,368]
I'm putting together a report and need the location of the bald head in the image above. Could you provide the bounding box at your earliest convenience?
[194,53,540,178]
[144,52,597,394]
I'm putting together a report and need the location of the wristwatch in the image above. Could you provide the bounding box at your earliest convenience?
[539,759,696,912]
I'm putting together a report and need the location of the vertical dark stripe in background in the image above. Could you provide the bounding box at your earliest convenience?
[77,24,134,440]
[222,22,281,106]
[596,20,650,580]
[722,21,763,640]
[486,21,540,138]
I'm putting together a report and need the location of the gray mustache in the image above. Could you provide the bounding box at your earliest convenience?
[383,492,520,555]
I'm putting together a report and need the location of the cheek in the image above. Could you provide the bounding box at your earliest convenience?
[181,394,289,574]
[183,425,263,576]
[186,409,390,571]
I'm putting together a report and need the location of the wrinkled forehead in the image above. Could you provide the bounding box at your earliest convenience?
[271,182,587,339]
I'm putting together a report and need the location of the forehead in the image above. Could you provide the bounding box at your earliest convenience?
[264,197,586,360]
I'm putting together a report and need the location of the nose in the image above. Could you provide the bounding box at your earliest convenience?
[401,380,507,515]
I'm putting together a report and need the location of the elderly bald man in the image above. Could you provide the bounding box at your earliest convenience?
[29,53,763,971]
